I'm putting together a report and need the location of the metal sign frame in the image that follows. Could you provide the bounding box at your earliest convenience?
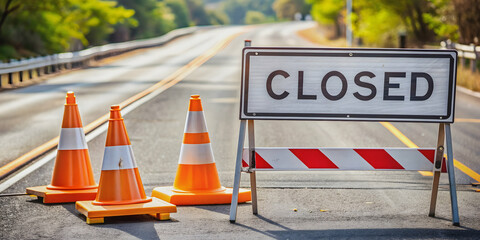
[240,47,457,122]
[229,41,459,226]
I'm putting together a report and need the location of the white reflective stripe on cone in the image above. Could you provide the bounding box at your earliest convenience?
[101,145,137,170]
[58,128,88,150]
[178,143,215,164]
[184,111,208,133]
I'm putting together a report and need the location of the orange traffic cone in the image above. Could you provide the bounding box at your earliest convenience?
[76,105,176,224]
[152,95,251,205]
[26,92,97,203]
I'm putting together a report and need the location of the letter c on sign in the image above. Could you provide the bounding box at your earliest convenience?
[266,70,290,100]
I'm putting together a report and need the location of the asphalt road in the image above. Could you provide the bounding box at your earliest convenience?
[0,22,479,239]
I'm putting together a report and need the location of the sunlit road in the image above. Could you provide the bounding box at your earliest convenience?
[0,22,479,239]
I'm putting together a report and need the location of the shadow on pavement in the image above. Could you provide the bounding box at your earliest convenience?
[235,214,480,239]
[194,202,251,215]
[235,214,292,239]
[61,204,175,239]
[264,228,480,239]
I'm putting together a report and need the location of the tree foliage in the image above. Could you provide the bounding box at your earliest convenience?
[0,0,221,60]
[452,0,480,44]
[245,11,266,25]
[185,0,211,25]
[308,0,344,37]
[0,0,134,59]
[208,9,230,25]
[273,0,310,20]
[165,0,191,28]
[222,0,276,25]
[115,0,175,40]
[309,0,476,47]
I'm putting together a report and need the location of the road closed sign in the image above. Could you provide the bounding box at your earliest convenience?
[240,47,457,122]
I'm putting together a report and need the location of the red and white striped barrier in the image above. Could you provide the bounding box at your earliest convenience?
[242,148,446,172]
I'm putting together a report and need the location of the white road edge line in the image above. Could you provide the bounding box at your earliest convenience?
[0,83,170,193]
[457,85,480,99]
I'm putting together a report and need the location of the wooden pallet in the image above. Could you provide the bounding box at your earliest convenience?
[76,197,177,224]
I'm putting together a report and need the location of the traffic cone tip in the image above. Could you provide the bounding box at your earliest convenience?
[66,91,76,105]
[109,105,123,120]
[188,95,203,111]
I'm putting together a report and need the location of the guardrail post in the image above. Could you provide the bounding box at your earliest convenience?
[471,43,477,73]
[8,72,13,85]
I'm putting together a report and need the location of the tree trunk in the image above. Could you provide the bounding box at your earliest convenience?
[453,0,480,44]
[0,0,20,35]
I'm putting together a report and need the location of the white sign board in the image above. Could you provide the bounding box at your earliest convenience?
[240,48,457,122]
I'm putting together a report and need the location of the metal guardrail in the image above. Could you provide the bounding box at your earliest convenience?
[441,40,479,73]
[0,26,200,88]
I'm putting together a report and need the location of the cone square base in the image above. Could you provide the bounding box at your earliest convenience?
[26,185,97,203]
[75,197,177,224]
[152,186,251,205]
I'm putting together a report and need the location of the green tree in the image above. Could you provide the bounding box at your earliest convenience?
[309,0,461,47]
[223,0,248,24]
[452,0,480,44]
[222,0,276,24]
[351,1,403,47]
[245,11,266,24]
[273,0,310,20]
[208,9,230,25]
[422,0,457,41]
[165,0,191,28]
[81,0,137,46]
[308,0,344,38]
[185,0,211,25]
[0,0,134,59]
[116,0,175,39]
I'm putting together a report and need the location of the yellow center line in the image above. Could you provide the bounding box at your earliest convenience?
[0,28,248,179]
[380,122,480,182]
[379,122,432,176]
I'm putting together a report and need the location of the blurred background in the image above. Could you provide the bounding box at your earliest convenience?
[0,0,479,89]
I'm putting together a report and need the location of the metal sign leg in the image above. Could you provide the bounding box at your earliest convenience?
[248,120,258,215]
[429,123,445,217]
[230,120,247,223]
[445,124,460,226]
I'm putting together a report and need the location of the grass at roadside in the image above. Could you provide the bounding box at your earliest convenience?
[297,25,346,47]
[457,66,480,92]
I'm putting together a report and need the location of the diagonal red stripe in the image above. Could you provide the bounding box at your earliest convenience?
[290,149,338,169]
[418,149,435,163]
[442,158,447,173]
[354,149,404,169]
[242,159,248,167]
[255,152,273,169]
